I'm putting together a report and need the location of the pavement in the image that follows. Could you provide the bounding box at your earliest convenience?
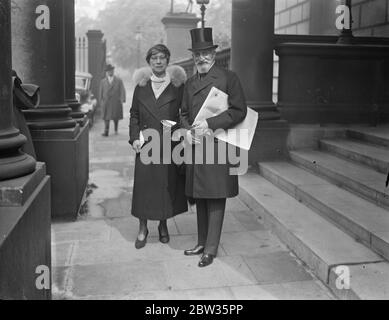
[51,100,336,300]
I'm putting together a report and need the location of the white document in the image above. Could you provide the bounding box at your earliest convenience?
[193,87,228,124]
[215,107,259,151]
[194,87,259,151]
[139,131,145,147]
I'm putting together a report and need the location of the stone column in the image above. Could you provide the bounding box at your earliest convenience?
[1,0,51,300]
[12,0,76,130]
[162,13,200,62]
[0,0,36,181]
[231,0,289,162]
[64,0,87,125]
[11,0,89,220]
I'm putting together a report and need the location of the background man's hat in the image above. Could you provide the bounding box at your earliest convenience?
[189,28,218,52]
[105,64,115,71]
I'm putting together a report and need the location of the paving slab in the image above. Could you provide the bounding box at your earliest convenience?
[52,222,111,244]
[231,280,334,300]
[230,210,266,232]
[164,256,258,291]
[220,230,287,257]
[243,251,313,285]
[52,242,75,267]
[70,261,170,297]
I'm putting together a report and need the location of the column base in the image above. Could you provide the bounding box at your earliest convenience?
[0,163,51,300]
[248,101,290,164]
[23,105,76,130]
[30,124,89,220]
[66,99,88,127]
[0,127,37,181]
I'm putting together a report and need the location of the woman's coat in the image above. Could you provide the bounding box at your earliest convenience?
[129,66,188,220]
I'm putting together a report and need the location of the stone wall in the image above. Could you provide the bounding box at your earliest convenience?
[275,0,389,36]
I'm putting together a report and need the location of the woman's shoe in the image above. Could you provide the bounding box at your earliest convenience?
[158,224,170,244]
[135,230,149,249]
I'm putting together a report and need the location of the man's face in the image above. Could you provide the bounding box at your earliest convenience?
[106,70,114,77]
[193,49,216,74]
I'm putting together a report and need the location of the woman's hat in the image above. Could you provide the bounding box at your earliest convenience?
[189,28,218,52]
[105,64,115,71]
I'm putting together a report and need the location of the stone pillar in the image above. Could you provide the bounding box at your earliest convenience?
[0,0,51,300]
[231,0,289,162]
[0,0,36,181]
[11,0,89,220]
[12,0,76,130]
[162,13,200,62]
[87,30,106,104]
[64,0,87,126]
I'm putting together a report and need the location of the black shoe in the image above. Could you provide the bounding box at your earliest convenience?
[184,245,205,256]
[198,254,215,268]
[158,224,170,244]
[102,132,109,137]
[135,230,149,250]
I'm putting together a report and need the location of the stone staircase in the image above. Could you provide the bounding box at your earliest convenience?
[239,126,389,300]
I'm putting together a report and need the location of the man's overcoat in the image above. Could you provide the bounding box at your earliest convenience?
[99,76,126,121]
[180,65,247,199]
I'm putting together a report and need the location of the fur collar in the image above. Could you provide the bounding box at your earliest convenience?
[133,65,187,88]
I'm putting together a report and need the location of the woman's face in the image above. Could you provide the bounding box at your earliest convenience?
[149,52,169,76]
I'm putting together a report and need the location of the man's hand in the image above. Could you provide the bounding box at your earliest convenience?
[185,130,201,145]
[192,120,209,132]
[132,140,142,153]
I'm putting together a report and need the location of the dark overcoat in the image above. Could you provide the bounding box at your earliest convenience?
[180,65,247,199]
[99,76,126,121]
[129,68,188,221]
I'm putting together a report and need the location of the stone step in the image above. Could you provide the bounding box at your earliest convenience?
[239,172,384,300]
[320,139,389,174]
[347,126,389,148]
[259,161,389,262]
[290,149,389,210]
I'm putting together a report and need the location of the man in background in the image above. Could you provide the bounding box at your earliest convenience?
[99,64,126,137]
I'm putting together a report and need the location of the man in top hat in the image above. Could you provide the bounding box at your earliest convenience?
[180,28,247,267]
[99,64,126,137]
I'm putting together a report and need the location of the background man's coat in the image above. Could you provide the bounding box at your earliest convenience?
[99,76,126,121]
[180,65,247,199]
[129,66,188,221]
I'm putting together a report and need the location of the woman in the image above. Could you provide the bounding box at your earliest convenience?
[129,44,188,249]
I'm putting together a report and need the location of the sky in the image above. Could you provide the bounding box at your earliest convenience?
[75,0,191,21]
[75,0,112,21]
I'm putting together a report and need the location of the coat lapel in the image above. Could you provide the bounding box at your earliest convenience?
[156,84,176,109]
[190,66,222,121]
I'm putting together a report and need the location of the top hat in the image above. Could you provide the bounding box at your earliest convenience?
[189,28,218,52]
[105,64,115,71]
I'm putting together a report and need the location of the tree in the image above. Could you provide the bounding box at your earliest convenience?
[76,0,233,73]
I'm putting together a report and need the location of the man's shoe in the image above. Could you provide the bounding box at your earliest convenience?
[198,254,215,268]
[102,132,109,137]
[184,245,205,256]
[158,224,170,244]
[135,230,149,250]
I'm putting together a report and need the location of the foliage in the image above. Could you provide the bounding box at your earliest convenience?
[76,0,232,73]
